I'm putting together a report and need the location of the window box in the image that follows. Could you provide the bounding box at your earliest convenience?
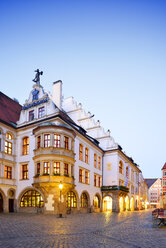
[34,173,40,178]
[54,173,60,176]
[43,173,49,176]
[64,173,69,177]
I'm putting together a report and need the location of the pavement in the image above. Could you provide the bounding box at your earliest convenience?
[0,210,165,248]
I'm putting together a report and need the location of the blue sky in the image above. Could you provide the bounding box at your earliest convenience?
[0,0,166,178]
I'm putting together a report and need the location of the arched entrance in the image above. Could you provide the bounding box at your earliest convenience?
[125,196,130,211]
[80,192,89,208]
[130,197,134,211]
[0,192,3,213]
[119,196,124,212]
[20,190,44,211]
[103,196,112,211]
[8,189,15,213]
[93,195,100,208]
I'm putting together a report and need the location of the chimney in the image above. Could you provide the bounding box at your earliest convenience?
[52,80,62,109]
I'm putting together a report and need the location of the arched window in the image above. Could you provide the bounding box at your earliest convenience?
[22,137,29,155]
[66,191,77,208]
[79,144,83,161]
[6,132,13,140]
[119,161,123,174]
[20,190,44,208]
[93,195,100,208]
[85,147,89,163]
[5,132,13,155]
[81,193,88,208]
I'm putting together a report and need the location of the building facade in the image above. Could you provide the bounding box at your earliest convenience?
[145,178,162,208]
[0,77,148,214]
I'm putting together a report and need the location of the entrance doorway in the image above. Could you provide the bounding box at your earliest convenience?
[119,197,124,212]
[0,193,3,213]
[9,199,14,213]
[103,196,112,211]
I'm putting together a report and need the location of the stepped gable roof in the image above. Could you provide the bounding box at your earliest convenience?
[144,178,158,188]
[162,162,166,170]
[0,92,22,127]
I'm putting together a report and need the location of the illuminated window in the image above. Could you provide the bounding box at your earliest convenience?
[29,110,34,121]
[53,162,60,174]
[54,134,61,147]
[64,163,69,175]
[98,156,101,170]
[5,141,12,154]
[94,174,97,186]
[4,166,12,179]
[79,169,83,183]
[85,171,89,184]
[79,144,83,161]
[37,163,40,174]
[98,176,101,187]
[43,162,50,174]
[22,137,29,155]
[37,136,41,148]
[44,134,50,147]
[85,148,89,163]
[119,161,123,174]
[20,190,44,208]
[93,195,100,208]
[21,164,28,180]
[6,133,12,140]
[66,191,77,208]
[38,107,45,118]
[94,154,97,168]
[64,136,69,149]
[81,193,88,208]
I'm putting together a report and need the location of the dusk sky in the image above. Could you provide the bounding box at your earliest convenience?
[0,0,166,178]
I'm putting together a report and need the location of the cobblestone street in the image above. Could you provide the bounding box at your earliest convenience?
[0,210,165,248]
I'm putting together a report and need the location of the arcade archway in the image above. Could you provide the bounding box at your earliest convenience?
[103,196,112,211]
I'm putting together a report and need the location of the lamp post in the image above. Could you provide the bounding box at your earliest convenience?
[59,182,63,218]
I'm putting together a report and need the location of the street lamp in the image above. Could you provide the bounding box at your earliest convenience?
[59,182,63,218]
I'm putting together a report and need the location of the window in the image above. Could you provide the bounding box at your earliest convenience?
[20,190,44,208]
[79,169,83,183]
[4,166,12,179]
[64,136,69,149]
[119,161,123,174]
[94,174,97,186]
[98,176,101,187]
[5,141,12,154]
[94,154,97,168]
[54,134,61,148]
[85,171,89,184]
[71,165,74,177]
[53,162,60,174]
[37,136,41,148]
[164,171,166,176]
[6,133,12,140]
[126,166,129,177]
[29,110,34,121]
[81,193,88,208]
[21,164,28,179]
[66,191,77,208]
[38,107,45,118]
[37,163,40,174]
[79,144,83,161]
[93,195,100,208]
[64,163,69,175]
[98,156,101,170]
[44,134,50,147]
[22,137,29,155]
[85,148,89,163]
[43,162,50,174]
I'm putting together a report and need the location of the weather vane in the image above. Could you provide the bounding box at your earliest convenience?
[32,69,43,85]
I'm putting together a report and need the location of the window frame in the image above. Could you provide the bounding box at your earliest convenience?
[22,137,29,155]
[38,106,45,118]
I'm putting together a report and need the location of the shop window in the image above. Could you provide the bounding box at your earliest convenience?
[85,148,89,163]
[66,191,77,208]
[54,134,61,147]
[22,137,29,155]
[64,136,69,149]
[79,144,83,161]
[81,193,88,208]
[21,164,28,179]
[20,190,44,208]
[4,166,12,179]
[29,110,34,121]
[38,107,45,118]
[44,134,50,147]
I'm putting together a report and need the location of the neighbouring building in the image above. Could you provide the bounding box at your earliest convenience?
[0,73,148,214]
[145,178,162,208]
[161,163,166,209]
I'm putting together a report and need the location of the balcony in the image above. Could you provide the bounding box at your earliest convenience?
[0,177,16,186]
[101,185,129,193]
[33,174,75,185]
[33,147,75,159]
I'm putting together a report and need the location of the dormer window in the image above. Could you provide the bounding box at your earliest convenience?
[29,110,34,121]
[38,107,45,118]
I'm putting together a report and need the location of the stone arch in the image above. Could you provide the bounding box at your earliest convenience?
[93,193,101,209]
[119,196,124,212]
[130,196,135,211]
[0,189,6,213]
[125,195,130,211]
[80,190,90,208]
[103,195,113,212]
[66,189,79,209]
[7,188,16,213]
